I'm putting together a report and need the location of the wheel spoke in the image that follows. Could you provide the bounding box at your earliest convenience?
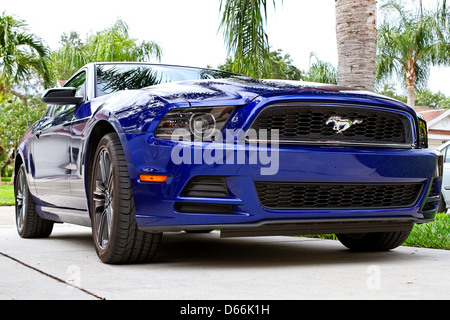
[97,210,105,246]
[93,181,106,204]
[99,150,111,187]
[107,164,113,192]
[17,205,24,229]
[106,205,113,235]
[97,209,110,248]
[16,194,23,206]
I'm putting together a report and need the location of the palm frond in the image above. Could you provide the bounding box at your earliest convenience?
[219,0,277,78]
[0,12,50,88]
[49,18,163,80]
[377,1,450,89]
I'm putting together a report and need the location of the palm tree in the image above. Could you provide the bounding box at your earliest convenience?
[48,31,89,81]
[335,0,378,90]
[268,49,302,80]
[377,0,450,107]
[50,19,163,81]
[0,12,51,92]
[86,19,162,63]
[303,52,338,85]
[220,1,378,88]
[219,0,275,78]
[218,48,302,80]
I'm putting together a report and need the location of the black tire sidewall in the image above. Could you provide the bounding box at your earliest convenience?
[336,230,412,252]
[90,134,122,261]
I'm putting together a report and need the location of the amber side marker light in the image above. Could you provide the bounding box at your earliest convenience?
[139,174,169,183]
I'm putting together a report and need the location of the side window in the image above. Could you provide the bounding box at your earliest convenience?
[66,71,86,98]
[50,71,87,118]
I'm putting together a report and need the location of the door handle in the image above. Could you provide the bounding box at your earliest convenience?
[35,130,42,140]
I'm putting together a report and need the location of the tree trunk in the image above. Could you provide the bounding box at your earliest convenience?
[406,86,415,108]
[335,0,377,91]
[405,59,416,108]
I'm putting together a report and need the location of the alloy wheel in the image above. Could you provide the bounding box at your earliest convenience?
[15,169,26,232]
[93,148,114,250]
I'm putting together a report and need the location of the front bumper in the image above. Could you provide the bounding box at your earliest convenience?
[122,132,442,235]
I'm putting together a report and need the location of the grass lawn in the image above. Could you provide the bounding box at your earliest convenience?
[0,179,14,206]
[404,213,450,250]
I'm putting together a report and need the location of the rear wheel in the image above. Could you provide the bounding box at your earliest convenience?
[14,164,53,238]
[336,229,412,252]
[90,132,161,264]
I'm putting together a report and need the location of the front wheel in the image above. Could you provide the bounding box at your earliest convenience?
[336,229,412,252]
[90,133,161,264]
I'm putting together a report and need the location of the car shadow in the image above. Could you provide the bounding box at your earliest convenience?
[151,231,416,268]
[46,226,419,268]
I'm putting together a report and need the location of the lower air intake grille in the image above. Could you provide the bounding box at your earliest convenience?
[181,176,228,198]
[177,176,233,214]
[255,182,423,210]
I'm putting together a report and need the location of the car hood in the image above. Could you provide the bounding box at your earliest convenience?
[142,77,405,108]
[94,77,413,133]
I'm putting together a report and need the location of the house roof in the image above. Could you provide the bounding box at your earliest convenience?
[57,80,67,87]
[413,106,450,144]
[413,107,450,124]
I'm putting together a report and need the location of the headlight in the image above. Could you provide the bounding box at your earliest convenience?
[418,116,428,148]
[154,106,235,141]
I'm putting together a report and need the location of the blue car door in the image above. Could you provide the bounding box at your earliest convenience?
[67,104,92,211]
[31,70,87,209]
[31,104,74,207]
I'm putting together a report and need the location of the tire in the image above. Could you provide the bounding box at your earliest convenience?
[336,229,412,252]
[90,132,162,264]
[14,164,53,238]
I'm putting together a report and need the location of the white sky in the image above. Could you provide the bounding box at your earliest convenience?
[2,0,449,96]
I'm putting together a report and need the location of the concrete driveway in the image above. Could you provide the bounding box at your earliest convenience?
[1,205,450,300]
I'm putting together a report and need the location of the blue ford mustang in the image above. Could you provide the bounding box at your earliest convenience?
[14,62,442,264]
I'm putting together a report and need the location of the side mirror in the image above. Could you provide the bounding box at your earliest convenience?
[41,87,84,105]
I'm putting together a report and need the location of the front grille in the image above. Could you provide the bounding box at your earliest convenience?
[255,182,423,210]
[249,104,413,146]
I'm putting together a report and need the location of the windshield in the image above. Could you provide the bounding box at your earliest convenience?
[95,63,248,97]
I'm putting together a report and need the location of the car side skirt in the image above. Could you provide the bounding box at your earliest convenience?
[36,206,91,227]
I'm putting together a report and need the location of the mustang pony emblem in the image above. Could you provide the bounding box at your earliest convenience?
[326,116,363,133]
